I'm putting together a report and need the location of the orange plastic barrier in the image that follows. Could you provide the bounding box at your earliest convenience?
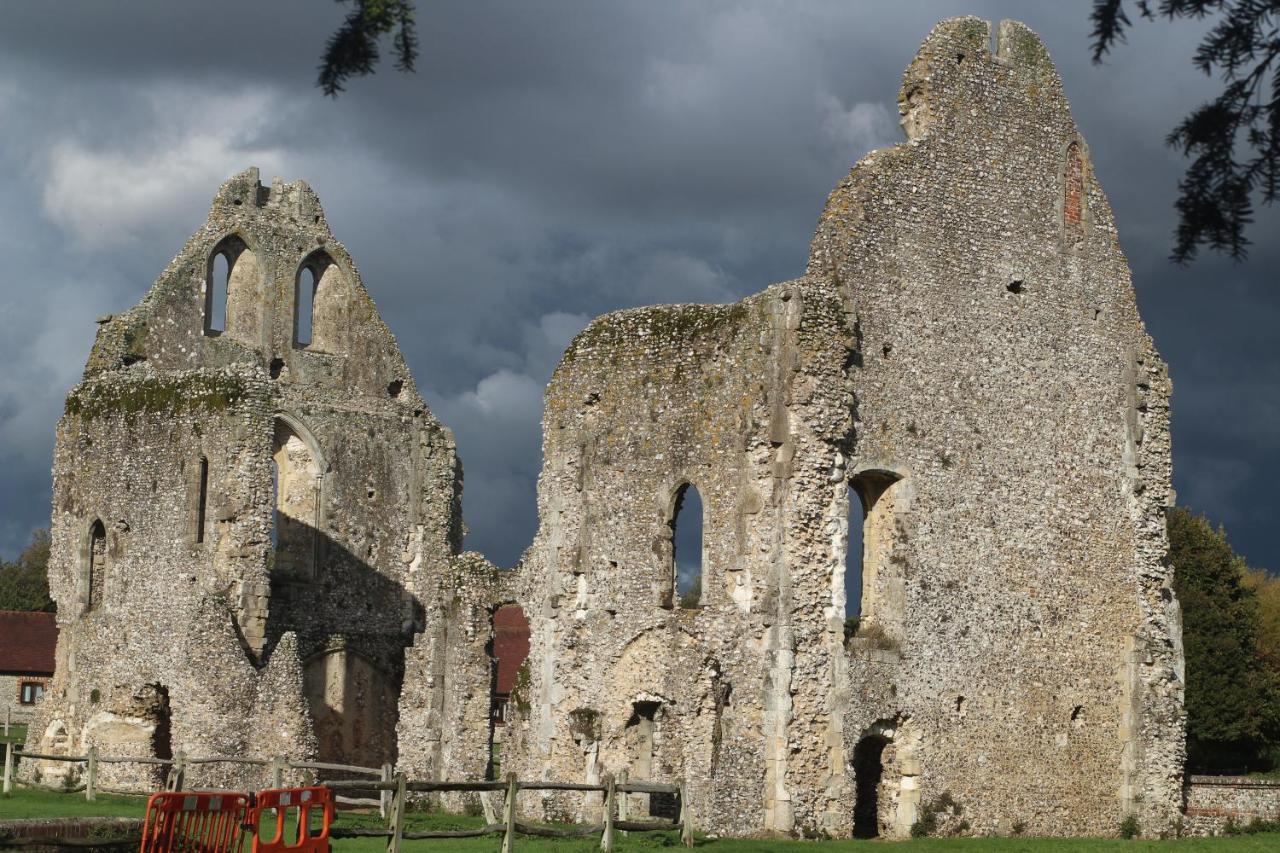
[251,787,332,853]
[140,790,253,853]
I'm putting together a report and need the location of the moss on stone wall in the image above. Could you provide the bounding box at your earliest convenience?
[65,373,249,421]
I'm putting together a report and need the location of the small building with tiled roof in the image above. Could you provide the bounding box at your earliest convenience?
[0,610,58,725]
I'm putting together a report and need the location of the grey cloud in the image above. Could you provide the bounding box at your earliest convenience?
[0,1,1275,575]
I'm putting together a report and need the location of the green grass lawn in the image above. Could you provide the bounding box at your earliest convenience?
[2,788,1278,852]
[0,724,27,745]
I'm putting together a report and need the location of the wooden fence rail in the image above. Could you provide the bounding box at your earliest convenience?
[1,741,389,815]
[2,742,695,851]
[332,771,693,853]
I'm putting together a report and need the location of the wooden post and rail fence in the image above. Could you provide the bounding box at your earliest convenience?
[2,742,694,851]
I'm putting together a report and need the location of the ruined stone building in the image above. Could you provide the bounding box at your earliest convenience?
[28,17,1185,839]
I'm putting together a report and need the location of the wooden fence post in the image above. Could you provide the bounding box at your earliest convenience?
[4,705,9,737]
[679,779,693,848]
[386,772,406,853]
[616,769,629,836]
[269,757,284,790]
[3,741,13,795]
[600,773,615,853]
[379,762,392,819]
[500,773,519,853]
[169,750,186,791]
[85,746,97,802]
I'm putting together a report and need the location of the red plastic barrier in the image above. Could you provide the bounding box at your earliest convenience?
[140,790,253,853]
[251,787,332,853]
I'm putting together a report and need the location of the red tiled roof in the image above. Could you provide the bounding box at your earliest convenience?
[0,611,58,675]
[493,605,530,695]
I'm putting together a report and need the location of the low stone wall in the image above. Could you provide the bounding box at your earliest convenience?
[1184,775,1280,835]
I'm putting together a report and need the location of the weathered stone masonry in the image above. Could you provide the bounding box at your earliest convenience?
[28,170,461,790]
[29,17,1184,840]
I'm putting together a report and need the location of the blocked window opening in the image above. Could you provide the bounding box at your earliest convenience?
[303,650,397,769]
[669,483,703,609]
[295,267,316,347]
[853,734,889,838]
[207,253,230,334]
[86,519,106,612]
[1064,140,1085,230]
[271,419,321,578]
[195,457,209,544]
[846,471,904,632]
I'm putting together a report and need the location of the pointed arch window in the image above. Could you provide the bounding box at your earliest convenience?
[85,519,106,612]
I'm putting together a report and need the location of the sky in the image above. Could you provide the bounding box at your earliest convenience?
[0,1,1275,574]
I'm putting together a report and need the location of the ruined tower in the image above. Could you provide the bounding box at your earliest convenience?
[500,18,1183,838]
[28,169,461,787]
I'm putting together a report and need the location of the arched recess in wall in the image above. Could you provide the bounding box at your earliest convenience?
[271,416,327,579]
[294,251,349,353]
[82,519,106,613]
[303,649,398,769]
[204,235,264,343]
[486,604,530,780]
[1062,139,1087,240]
[845,470,904,635]
[666,482,704,609]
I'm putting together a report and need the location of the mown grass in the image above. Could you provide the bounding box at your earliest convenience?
[1,788,1279,852]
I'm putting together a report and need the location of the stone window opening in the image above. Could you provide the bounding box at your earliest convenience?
[195,456,209,544]
[853,733,889,838]
[487,604,530,780]
[845,470,904,638]
[204,235,262,340]
[84,518,106,613]
[295,266,317,347]
[294,251,347,353]
[954,695,965,715]
[1071,705,1085,728]
[667,482,704,610]
[207,252,230,334]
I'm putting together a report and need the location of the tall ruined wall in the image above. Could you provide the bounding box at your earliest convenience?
[29,170,461,788]
[500,17,1182,840]
[804,18,1182,837]
[502,281,854,834]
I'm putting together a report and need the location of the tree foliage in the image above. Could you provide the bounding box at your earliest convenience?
[1168,507,1280,771]
[0,528,54,612]
[1243,566,1280,673]
[318,0,419,97]
[1091,1,1280,263]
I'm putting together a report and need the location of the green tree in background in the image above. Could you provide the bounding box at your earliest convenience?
[1169,507,1280,772]
[0,528,54,612]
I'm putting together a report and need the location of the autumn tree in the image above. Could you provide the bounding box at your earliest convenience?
[0,528,54,612]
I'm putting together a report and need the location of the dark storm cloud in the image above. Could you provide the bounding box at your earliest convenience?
[0,2,1274,570]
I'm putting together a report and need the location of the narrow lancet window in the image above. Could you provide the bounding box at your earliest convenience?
[206,252,230,334]
[295,267,316,347]
[845,485,866,619]
[670,483,704,609]
[195,457,209,544]
[86,519,106,612]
